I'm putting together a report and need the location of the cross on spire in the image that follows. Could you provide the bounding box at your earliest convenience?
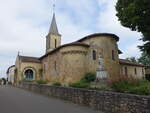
[53,0,56,14]
[48,0,59,35]
[53,1,55,14]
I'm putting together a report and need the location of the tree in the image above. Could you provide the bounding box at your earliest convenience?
[116,0,150,55]
[126,57,137,63]
[138,53,150,69]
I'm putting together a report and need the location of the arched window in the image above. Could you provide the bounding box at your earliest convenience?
[92,50,96,60]
[125,67,128,75]
[55,39,57,48]
[24,69,34,81]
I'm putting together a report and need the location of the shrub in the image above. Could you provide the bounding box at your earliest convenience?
[145,74,150,81]
[70,81,90,88]
[52,82,61,86]
[110,76,150,95]
[81,72,96,83]
[90,85,111,91]
[36,80,47,84]
[111,78,132,92]
[128,83,150,95]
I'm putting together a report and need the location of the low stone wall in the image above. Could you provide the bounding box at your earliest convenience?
[18,82,150,113]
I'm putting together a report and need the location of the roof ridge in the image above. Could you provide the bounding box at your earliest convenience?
[19,55,39,59]
[119,59,144,67]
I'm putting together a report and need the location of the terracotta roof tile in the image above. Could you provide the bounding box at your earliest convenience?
[19,56,41,63]
[119,59,145,67]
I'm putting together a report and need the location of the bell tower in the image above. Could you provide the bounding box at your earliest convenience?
[46,12,61,53]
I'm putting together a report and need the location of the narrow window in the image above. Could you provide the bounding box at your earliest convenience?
[112,50,115,60]
[54,61,57,71]
[92,50,96,60]
[55,39,57,48]
[125,67,128,75]
[142,68,144,75]
[44,64,46,73]
[135,68,137,75]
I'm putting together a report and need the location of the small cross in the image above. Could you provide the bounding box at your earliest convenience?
[53,0,56,14]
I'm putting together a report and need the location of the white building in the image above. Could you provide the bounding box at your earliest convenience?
[6,65,15,85]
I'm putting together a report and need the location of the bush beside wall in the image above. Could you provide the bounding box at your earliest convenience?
[146,74,150,81]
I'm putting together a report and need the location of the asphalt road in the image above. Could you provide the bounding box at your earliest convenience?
[0,85,103,113]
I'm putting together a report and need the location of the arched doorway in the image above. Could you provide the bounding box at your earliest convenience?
[24,69,34,81]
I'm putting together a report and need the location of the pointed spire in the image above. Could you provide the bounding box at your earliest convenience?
[49,13,59,35]
[48,0,60,35]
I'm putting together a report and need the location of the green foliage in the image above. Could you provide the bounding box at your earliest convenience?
[70,81,90,88]
[138,53,150,68]
[139,42,150,56]
[128,85,150,95]
[69,73,95,88]
[126,57,137,63]
[90,85,111,91]
[36,80,47,84]
[116,0,150,54]
[125,53,150,68]
[145,74,150,81]
[81,72,96,83]
[111,78,133,92]
[52,82,61,86]
[111,78,150,95]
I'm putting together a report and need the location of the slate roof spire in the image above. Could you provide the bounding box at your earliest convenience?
[49,12,59,35]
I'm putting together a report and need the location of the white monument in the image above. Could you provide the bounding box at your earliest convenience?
[96,55,107,81]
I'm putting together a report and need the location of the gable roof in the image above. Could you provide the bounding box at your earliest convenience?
[40,42,89,59]
[119,59,145,67]
[19,56,41,63]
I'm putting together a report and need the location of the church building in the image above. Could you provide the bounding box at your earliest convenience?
[14,12,145,85]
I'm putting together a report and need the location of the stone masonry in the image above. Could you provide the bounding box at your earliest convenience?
[18,82,150,113]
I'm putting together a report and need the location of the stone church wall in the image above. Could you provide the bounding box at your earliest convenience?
[15,60,42,83]
[42,35,120,84]
[80,36,120,79]
[42,45,89,85]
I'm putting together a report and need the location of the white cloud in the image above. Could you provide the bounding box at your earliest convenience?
[120,41,143,58]
[96,0,142,58]
[0,0,48,77]
[0,0,143,77]
[0,0,94,77]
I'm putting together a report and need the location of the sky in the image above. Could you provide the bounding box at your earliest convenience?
[0,0,143,78]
